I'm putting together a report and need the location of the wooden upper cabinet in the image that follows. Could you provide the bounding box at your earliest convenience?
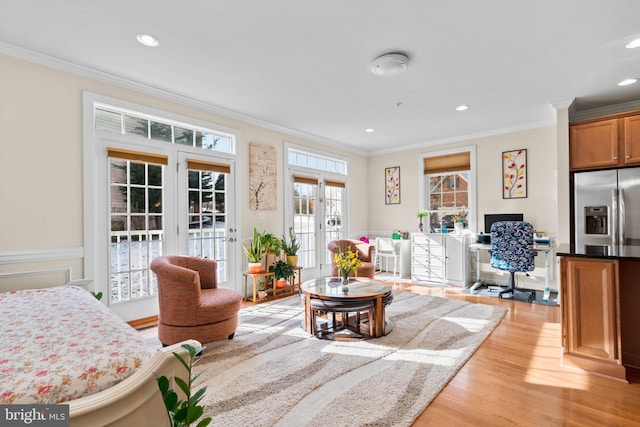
[570,119,619,170]
[570,112,640,171]
[624,115,640,165]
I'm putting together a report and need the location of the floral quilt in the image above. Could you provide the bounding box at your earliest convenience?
[0,286,157,404]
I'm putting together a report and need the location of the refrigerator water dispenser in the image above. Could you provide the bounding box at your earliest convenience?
[584,206,608,235]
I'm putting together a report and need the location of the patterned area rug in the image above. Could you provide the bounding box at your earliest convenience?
[196,292,507,426]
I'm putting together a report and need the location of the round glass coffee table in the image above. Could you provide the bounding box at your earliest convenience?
[300,277,393,340]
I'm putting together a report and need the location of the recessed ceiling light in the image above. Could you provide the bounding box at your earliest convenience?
[136,33,159,47]
[455,105,470,111]
[365,128,375,133]
[618,78,638,86]
[625,38,640,49]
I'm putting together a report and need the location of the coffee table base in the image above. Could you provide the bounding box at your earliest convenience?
[303,312,393,341]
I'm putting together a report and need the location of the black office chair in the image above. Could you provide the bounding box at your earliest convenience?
[490,221,536,303]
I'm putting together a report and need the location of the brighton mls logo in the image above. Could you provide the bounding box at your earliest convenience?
[1,405,69,426]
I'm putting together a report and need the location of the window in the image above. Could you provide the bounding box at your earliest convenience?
[421,147,476,233]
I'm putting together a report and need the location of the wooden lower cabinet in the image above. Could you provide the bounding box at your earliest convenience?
[561,257,626,380]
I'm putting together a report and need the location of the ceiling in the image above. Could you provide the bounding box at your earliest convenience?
[2,1,640,155]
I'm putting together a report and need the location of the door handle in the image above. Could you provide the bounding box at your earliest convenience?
[228,237,236,243]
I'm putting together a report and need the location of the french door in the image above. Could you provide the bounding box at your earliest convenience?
[100,138,237,321]
[288,171,346,278]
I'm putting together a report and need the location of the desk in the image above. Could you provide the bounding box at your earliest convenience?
[469,242,553,302]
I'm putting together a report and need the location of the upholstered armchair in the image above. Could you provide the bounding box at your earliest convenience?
[150,255,242,346]
[327,239,375,279]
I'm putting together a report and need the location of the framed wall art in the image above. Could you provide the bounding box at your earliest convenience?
[385,166,400,204]
[502,149,527,199]
[249,143,277,209]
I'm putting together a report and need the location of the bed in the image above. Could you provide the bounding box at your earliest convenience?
[0,284,200,427]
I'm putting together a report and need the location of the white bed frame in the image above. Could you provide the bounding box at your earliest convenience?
[0,269,199,427]
[69,339,201,427]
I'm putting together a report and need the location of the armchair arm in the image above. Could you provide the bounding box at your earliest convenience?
[184,257,218,289]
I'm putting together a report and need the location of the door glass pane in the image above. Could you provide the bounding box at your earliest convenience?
[325,185,344,264]
[187,169,228,282]
[109,159,164,303]
[293,182,317,268]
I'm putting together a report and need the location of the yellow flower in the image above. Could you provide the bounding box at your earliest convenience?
[334,245,362,275]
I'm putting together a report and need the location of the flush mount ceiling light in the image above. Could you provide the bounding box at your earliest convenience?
[136,33,159,47]
[364,128,375,133]
[618,78,638,86]
[455,105,470,111]
[371,52,410,77]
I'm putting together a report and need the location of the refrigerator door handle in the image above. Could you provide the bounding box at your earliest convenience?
[612,189,618,252]
[619,188,625,247]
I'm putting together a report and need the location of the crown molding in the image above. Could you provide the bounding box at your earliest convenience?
[0,42,367,157]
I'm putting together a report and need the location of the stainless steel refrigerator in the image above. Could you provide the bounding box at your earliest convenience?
[574,167,640,257]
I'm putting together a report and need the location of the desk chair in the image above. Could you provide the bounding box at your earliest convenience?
[374,238,400,278]
[490,221,536,303]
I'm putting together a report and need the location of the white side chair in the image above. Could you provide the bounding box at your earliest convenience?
[374,237,400,278]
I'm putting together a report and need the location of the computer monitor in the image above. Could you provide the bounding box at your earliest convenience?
[484,213,524,234]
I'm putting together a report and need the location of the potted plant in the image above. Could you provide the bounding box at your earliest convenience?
[260,231,282,269]
[243,228,264,273]
[281,227,300,266]
[417,210,429,233]
[270,260,294,289]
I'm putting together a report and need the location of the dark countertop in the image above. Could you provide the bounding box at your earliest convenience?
[557,243,640,261]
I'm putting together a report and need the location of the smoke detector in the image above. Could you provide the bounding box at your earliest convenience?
[371,52,410,77]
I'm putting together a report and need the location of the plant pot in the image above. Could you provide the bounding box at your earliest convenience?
[275,278,288,289]
[286,255,298,266]
[454,223,465,234]
[258,290,267,299]
[248,262,262,274]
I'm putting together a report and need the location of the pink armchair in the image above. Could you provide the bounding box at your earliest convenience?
[150,255,242,346]
[327,239,375,279]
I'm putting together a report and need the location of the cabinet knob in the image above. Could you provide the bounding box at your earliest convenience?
[626,155,631,159]
[613,156,618,160]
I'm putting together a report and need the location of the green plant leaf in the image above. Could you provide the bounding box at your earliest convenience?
[196,418,212,427]
[186,405,204,424]
[164,391,179,412]
[173,406,188,423]
[173,351,190,372]
[189,386,207,405]
[175,377,190,397]
[157,375,169,394]
[191,371,203,383]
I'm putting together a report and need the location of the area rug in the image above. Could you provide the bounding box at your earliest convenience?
[196,292,506,426]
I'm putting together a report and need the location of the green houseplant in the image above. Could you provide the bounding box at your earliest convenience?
[281,227,300,266]
[243,228,264,273]
[156,343,211,427]
[269,260,294,289]
[417,210,429,233]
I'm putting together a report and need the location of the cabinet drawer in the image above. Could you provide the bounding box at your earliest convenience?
[412,266,444,280]
[412,244,444,257]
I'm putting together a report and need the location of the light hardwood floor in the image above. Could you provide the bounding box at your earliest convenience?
[399,284,640,427]
[141,284,640,426]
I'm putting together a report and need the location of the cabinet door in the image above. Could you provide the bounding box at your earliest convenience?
[444,235,466,284]
[624,115,640,165]
[564,258,619,362]
[570,119,619,170]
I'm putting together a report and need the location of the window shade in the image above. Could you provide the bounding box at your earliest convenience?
[107,147,168,165]
[293,174,319,185]
[424,151,470,174]
[325,179,346,188]
[186,159,231,174]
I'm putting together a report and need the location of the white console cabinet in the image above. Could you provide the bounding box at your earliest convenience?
[411,233,472,286]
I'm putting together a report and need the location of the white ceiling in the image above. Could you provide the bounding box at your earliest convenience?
[2,0,640,155]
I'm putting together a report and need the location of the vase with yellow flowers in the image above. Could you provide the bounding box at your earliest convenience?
[333,245,363,286]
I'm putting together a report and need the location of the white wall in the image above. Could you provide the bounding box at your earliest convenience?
[367,125,559,236]
[0,53,368,280]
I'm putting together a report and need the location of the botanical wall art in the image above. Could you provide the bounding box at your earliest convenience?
[502,149,527,199]
[385,166,400,204]
[249,143,277,210]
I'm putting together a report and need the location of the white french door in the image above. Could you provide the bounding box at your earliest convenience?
[177,152,237,288]
[287,170,346,279]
